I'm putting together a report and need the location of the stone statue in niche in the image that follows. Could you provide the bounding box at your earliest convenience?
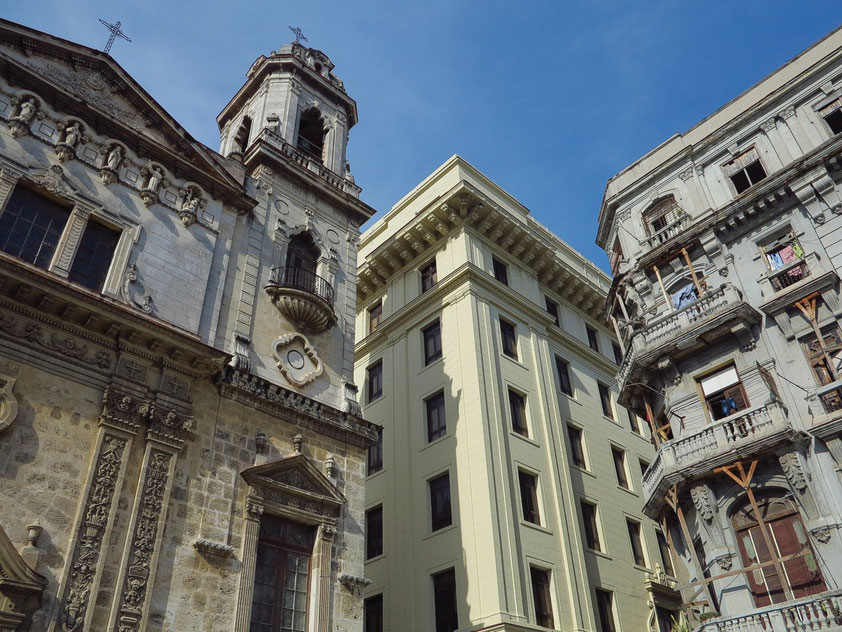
[9,96,39,137]
[99,144,123,185]
[56,121,83,162]
[179,187,205,227]
[106,145,122,170]
[140,164,164,206]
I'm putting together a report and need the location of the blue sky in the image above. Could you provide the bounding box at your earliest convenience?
[5,2,842,271]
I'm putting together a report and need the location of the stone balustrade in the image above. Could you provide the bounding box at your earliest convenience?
[643,213,688,248]
[696,589,842,632]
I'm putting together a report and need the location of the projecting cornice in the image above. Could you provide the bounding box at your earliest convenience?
[357,179,610,321]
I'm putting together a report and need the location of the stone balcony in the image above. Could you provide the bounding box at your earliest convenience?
[618,284,762,397]
[759,252,838,316]
[642,401,801,516]
[696,589,842,632]
[806,378,842,443]
[265,266,336,333]
[643,212,689,250]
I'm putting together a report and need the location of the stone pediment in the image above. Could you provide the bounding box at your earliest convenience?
[0,524,47,631]
[241,453,346,510]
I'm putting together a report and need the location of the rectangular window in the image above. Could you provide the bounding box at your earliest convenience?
[492,257,508,285]
[68,219,120,291]
[426,391,447,442]
[364,594,383,632]
[519,470,540,524]
[0,186,70,269]
[698,364,748,421]
[367,361,383,403]
[656,529,675,577]
[432,568,458,632]
[367,427,383,475]
[725,148,767,194]
[820,98,842,135]
[530,567,554,628]
[644,197,683,237]
[509,389,528,436]
[639,459,650,478]
[586,326,599,352]
[500,319,517,359]
[612,343,623,365]
[429,472,452,532]
[627,408,641,435]
[612,447,630,490]
[420,259,437,293]
[627,519,646,566]
[556,356,573,396]
[595,589,617,632]
[423,320,443,365]
[250,515,315,632]
[366,505,383,559]
[545,297,559,326]
[369,301,382,333]
[568,425,586,469]
[598,383,614,419]
[581,501,601,551]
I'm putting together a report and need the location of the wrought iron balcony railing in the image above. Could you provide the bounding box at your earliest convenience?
[268,266,334,306]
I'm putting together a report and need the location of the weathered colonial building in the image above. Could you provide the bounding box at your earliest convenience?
[0,18,377,632]
[597,24,842,632]
[355,156,666,632]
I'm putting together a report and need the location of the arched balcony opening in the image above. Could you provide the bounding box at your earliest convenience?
[297,108,325,162]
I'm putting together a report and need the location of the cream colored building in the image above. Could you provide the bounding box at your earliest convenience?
[0,18,377,632]
[354,156,666,632]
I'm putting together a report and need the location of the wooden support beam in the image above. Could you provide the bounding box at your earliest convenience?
[653,265,673,312]
[664,485,716,607]
[644,397,660,448]
[682,247,704,297]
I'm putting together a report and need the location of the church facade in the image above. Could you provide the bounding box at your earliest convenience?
[0,18,376,632]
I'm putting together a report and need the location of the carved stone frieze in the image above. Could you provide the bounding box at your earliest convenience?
[779,451,808,492]
[0,312,112,369]
[100,387,192,443]
[691,484,715,523]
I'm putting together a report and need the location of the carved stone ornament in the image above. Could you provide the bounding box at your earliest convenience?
[8,96,40,138]
[120,263,154,314]
[55,120,84,162]
[193,538,235,557]
[27,164,78,199]
[0,373,18,433]
[139,163,164,207]
[0,312,112,369]
[716,554,733,571]
[272,332,323,386]
[779,451,809,493]
[99,144,123,185]
[0,523,47,631]
[812,527,832,544]
[178,186,205,227]
[338,573,371,596]
[691,485,715,523]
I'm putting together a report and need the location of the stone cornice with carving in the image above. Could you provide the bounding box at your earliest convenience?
[217,366,379,448]
[100,386,193,445]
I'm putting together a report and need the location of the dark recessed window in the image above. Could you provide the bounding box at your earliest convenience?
[656,529,675,577]
[612,447,630,490]
[586,326,599,352]
[369,301,382,333]
[426,391,446,442]
[492,257,508,286]
[0,186,70,269]
[432,568,458,632]
[612,343,623,365]
[297,107,325,161]
[250,514,315,632]
[555,357,573,396]
[595,589,616,632]
[726,148,767,194]
[698,364,749,421]
[421,259,438,293]
[423,320,442,365]
[568,425,586,469]
[519,470,540,525]
[627,408,641,435]
[627,519,646,567]
[429,472,452,532]
[367,361,383,403]
[530,567,554,628]
[545,297,559,326]
[68,220,120,292]
[367,427,383,475]
[366,505,383,559]
[509,389,528,436]
[598,383,614,419]
[639,459,650,478]
[364,594,383,632]
[824,108,842,135]
[581,501,601,551]
[500,319,517,359]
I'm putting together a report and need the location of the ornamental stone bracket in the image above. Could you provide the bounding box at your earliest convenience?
[338,573,371,596]
[272,332,323,387]
[0,524,47,632]
[0,373,18,432]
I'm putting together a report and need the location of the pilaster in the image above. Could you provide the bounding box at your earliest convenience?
[50,204,92,278]
[232,497,264,632]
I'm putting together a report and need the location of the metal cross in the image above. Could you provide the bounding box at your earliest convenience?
[288,25,308,44]
[99,19,131,54]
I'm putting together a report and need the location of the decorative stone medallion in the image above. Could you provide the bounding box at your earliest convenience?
[272,333,323,386]
[0,374,18,432]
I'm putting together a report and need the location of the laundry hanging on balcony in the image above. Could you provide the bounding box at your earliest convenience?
[671,282,698,310]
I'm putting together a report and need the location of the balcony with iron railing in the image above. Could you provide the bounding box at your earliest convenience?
[806,378,842,443]
[265,266,336,332]
[643,212,689,249]
[642,400,799,515]
[617,284,762,397]
[759,252,838,316]
[696,588,842,632]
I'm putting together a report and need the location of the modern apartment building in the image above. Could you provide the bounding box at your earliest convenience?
[355,156,665,632]
[597,25,842,632]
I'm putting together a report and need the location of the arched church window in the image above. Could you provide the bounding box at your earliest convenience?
[731,493,826,607]
[297,108,325,162]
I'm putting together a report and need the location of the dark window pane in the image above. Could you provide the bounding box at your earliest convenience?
[545,297,559,326]
[368,427,383,475]
[530,567,554,628]
[656,529,675,577]
[68,220,120,291]
[598,383,614,419]
[519,470,540,524]
[368,361,383,402]
[568,426,586,469]
[369,302,382,332]
[426,391,446,442]
[0,186,69,269]
[423,321,442,365]
[366,506,383,559]
[586,326,599,352]
[612,343,623,365]
[432,568,458,632]
[364,594,383,632]
[556,357,572,396]
[612,448,629,489]
[639,459,650,478]
[627,409,640,435]
[421,260,437,292]
[745,159,767,186]
[500,319,517,359]
[429,472,452,531]
[731,170,751,194]
[596,590,616,632]
[825,109,842,135]
[627,520,646,566]
[582,502,601,551]
[492,258,508,285]
[509,390,528,436]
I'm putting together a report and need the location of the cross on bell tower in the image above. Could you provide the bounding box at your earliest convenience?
[98,19,131,54]
[288,26,308,44]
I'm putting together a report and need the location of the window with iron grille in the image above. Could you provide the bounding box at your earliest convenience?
[367,361,383,403]
[429,472,452,532]
[423,320,442,365]
[500,319,517,359]
[0,186,70,269]
[530,567,554,628]
[367,427,383,475]
[509,389,528,437]
[68,219,120,291]
[432,568,458,632]
[724,148,767,194]
[420,259,437,293]
[366,505,383,559]
[426,391,446,442]
[519,470,540,524]
[643,196,683,237]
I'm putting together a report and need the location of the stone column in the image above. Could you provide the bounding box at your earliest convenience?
[49,391,140,632]
[50,204,92,278]
[313,523,335,632]
[233,497,264,632]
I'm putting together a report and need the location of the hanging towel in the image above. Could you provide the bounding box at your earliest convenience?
[780,245,795,264]
[671,283,697,310]
[767,251,785,270]
[792,241,805,258]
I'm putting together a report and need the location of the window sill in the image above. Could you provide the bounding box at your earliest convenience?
[559,392,580,406]
[420,433,452,453]
[423,523,458,541]
[520,520,553,536]
[366,468,386,482]
[419,356,444,374]
[510,431,540,448]
[585,548,612,560]
[571,465,596,479]
[365,553,386,563]
[602,415,620,427]
[617,485,638,498]
[632,563,651,573]
[501,353,529,372]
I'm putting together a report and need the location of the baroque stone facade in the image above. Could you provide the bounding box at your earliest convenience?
[0,18,376,632]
